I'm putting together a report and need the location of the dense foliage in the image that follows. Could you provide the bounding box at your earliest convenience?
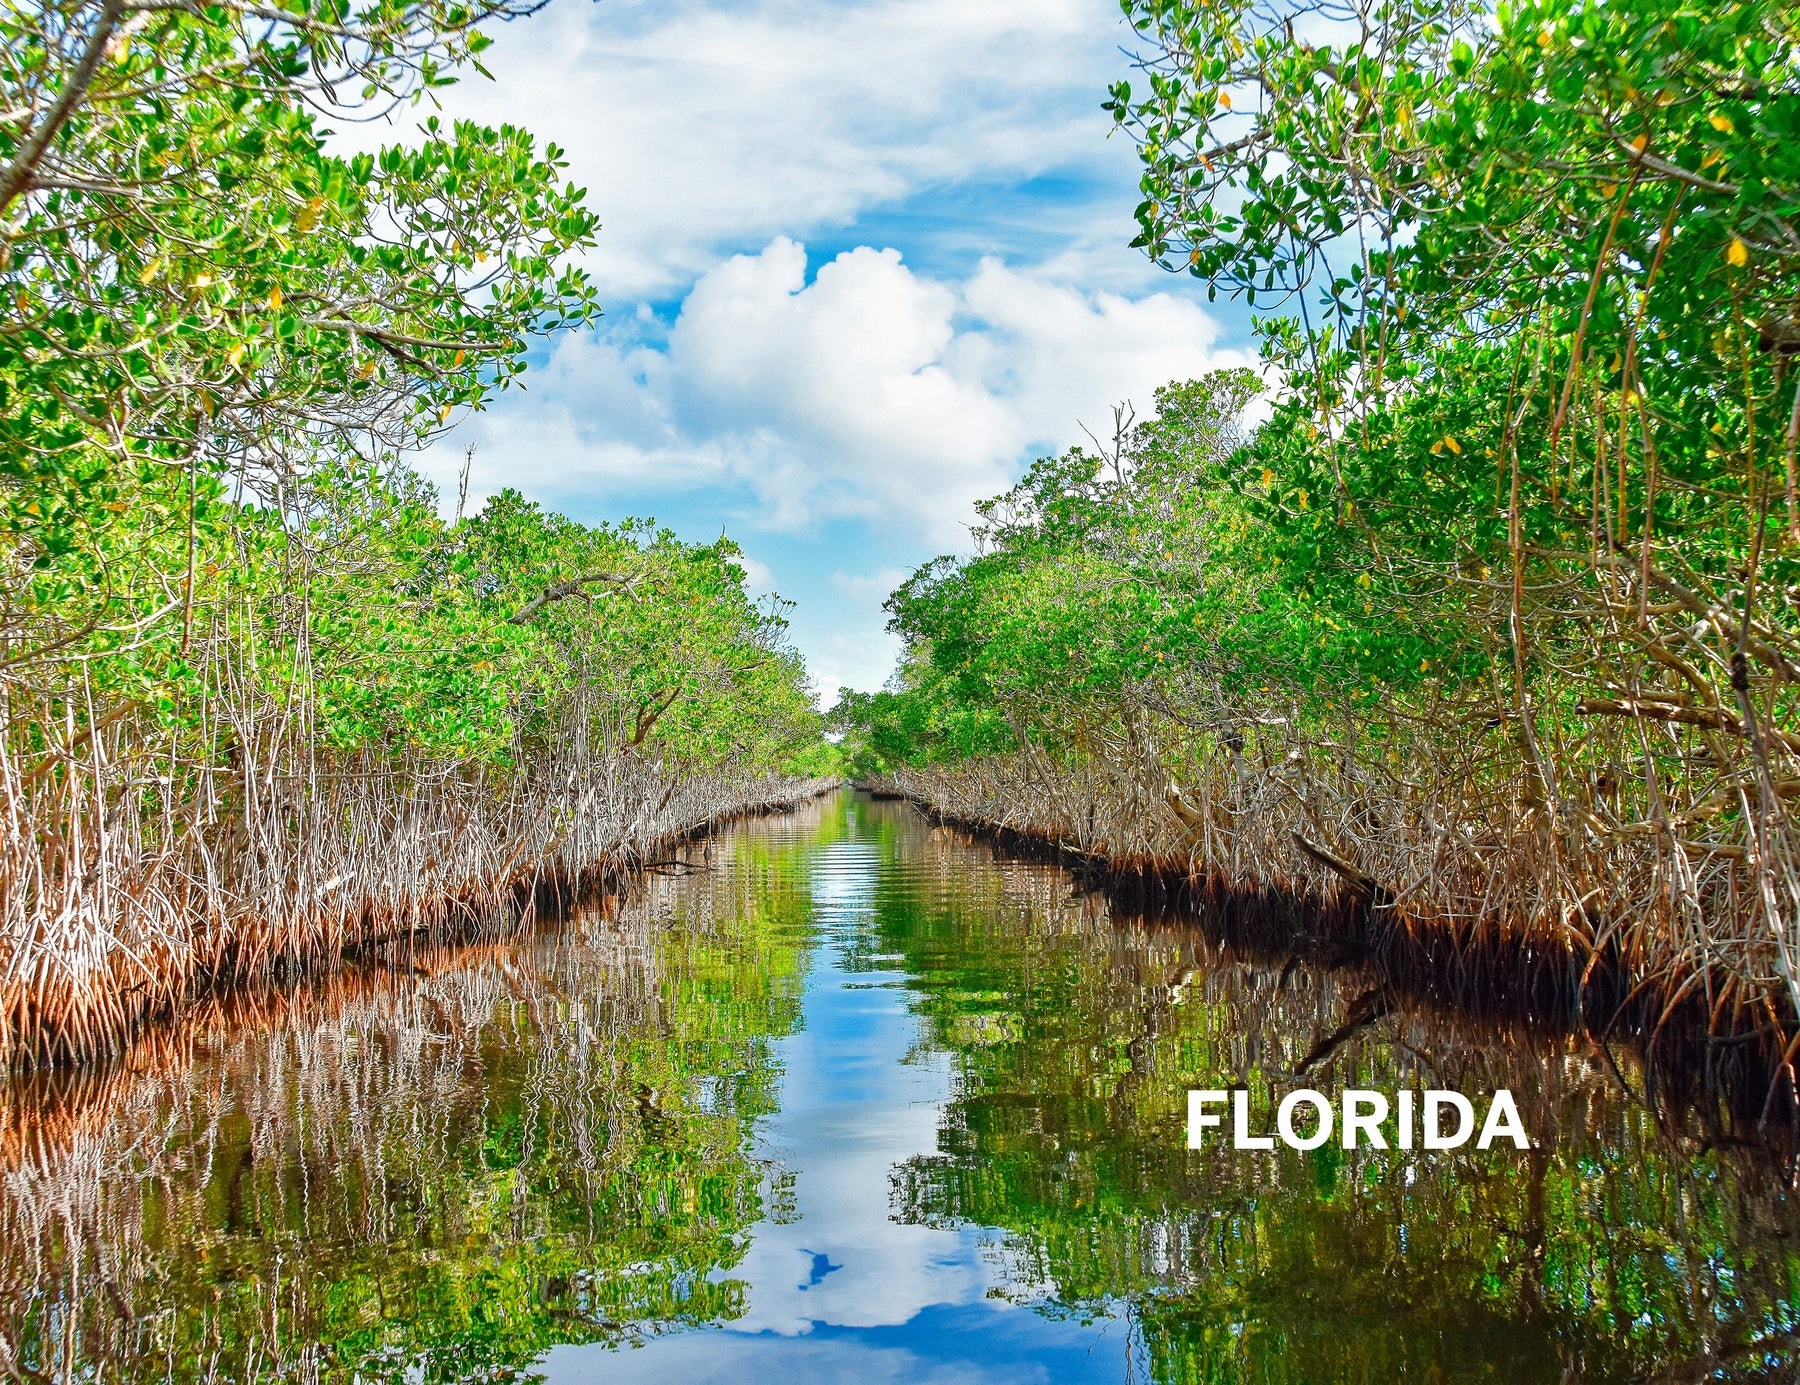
[0,0,832,1064]
[838,0,1800,1013]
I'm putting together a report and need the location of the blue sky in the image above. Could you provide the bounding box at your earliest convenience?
[405,0,1259,695]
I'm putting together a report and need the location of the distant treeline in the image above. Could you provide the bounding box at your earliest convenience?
[0,0,833,1064]
[836,0,1800,1028]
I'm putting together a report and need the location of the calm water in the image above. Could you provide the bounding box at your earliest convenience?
[2,791,1797,1383]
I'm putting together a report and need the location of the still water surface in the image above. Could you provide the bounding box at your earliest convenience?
[2,792,1797,1382]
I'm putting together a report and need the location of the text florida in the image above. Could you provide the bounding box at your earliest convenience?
[1187,1088,1530,1151]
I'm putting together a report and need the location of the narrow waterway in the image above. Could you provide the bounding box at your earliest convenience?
[2,791,1796,1383]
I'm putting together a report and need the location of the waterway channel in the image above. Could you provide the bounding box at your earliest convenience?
[1,791,1796,1382]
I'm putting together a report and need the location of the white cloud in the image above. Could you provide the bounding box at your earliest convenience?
[664,239,1021,541]
[832,568,908,601]
[799,570,909,696]
[432,239,1254,548]
[411,0,1134,301]
[731,552,777,593]
[805,630,905,703]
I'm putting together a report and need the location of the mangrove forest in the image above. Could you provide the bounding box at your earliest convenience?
[3,0,1800,1378]
[839,0,1800,1063]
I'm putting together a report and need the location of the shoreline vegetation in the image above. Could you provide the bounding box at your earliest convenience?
[835,0,1800,1114]
[873,786,1798,1137]
[0,826,826,1382]
[5,798,1795,1384]
[0,0,839,1067]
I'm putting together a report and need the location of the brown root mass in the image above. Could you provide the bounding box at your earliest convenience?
[872,769,1800,1136]
[0,695,836,1069]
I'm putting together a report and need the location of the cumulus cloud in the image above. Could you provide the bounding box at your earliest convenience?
[375,0,1263,695]
[433,238,1253,548]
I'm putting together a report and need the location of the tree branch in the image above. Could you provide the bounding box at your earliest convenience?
[305,318,511,354]
[1574,698,1800,754]
[630,684,683,746]
[505,570,642,625]
[0,0,128,218]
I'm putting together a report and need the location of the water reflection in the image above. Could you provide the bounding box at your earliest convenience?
[0,801,826,1383]
[0,793,1795,1383]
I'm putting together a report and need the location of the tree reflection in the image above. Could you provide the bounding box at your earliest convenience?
[0,802,835,1384]
[3,796,1794,1385]
[877,815,1800,1384]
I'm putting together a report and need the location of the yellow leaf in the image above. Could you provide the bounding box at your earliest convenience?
[1709,113,1733,134]
[192,272,213,288]
[1261,468,1275,487]
[227,343,247,367]
[1357,572,1372,589]
[1727,238,1748,267]
[105,501,129,513]
[1217,91,1231,109]
[1442,435,1462,454]
[357,360,376,379]
[1630,133,1648,153]
[268,286,283,310]
[1536,28,1552,47]
[453,349,466,366]
[439,404,452,422]
[138,259,162,285]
